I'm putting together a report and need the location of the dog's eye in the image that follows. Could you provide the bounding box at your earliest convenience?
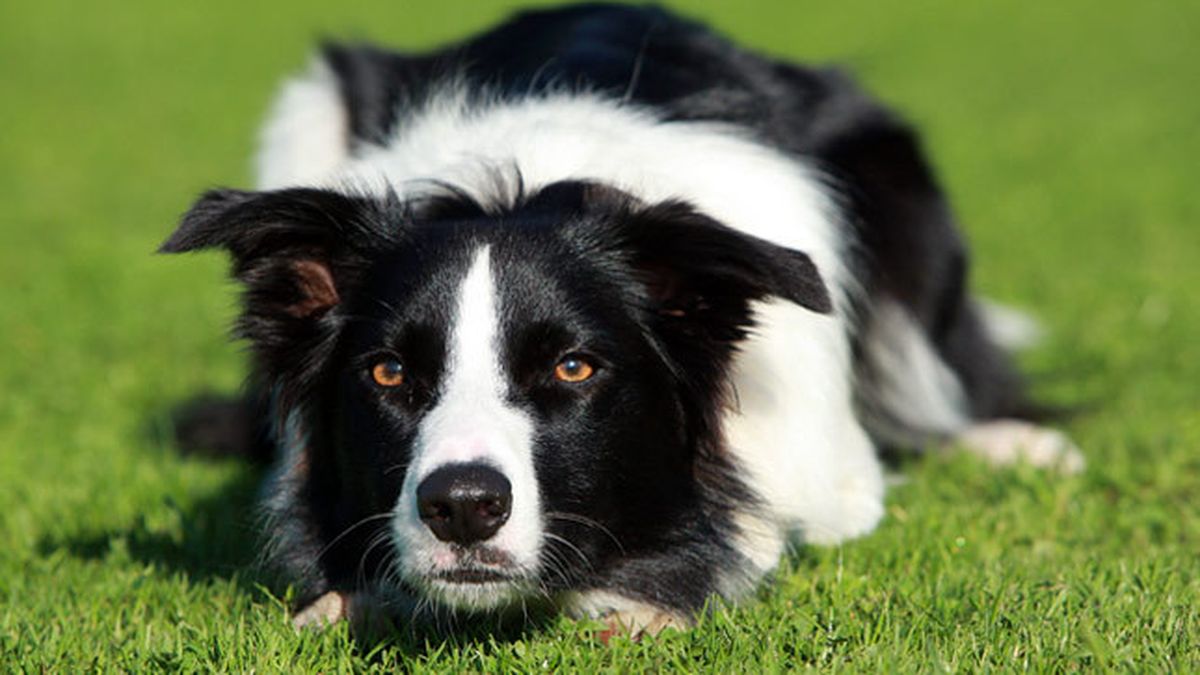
[554,355,595,383]
[371,359,405,387]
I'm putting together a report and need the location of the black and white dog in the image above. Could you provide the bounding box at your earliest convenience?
[163,4,1082,636]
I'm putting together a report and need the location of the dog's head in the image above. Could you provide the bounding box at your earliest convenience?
[163,180,831,610]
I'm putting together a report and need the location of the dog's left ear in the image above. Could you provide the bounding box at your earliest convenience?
[620,201,833,340]
[601,197,834,447]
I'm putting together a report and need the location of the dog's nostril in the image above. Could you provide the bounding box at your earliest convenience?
[478,499,505,517]
[421,500,454,523]
[416,463,512,545]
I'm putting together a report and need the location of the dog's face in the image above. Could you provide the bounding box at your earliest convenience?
[163,180,831,610]
[332,208,702,610]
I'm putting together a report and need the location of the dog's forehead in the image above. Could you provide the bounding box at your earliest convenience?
[357,218,621,331]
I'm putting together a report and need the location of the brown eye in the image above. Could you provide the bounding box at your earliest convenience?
[554,356,595,383]
[371,359,405,387]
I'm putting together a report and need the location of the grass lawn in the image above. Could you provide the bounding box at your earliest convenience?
[2,0,1197,670]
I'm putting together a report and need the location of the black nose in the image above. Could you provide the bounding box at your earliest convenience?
[416,463,512,545]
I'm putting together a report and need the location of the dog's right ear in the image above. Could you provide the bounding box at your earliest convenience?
[162,188,394,390]
[161,187,390,321]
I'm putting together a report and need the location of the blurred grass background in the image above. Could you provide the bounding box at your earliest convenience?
[1,0,1197,670]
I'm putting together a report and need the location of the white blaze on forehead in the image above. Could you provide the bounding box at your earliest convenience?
[415,246,530,469]
[393,245,542,588]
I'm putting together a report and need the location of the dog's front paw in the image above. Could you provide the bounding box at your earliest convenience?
[567,590,689,642]
[292,590,395,637]
[292,591,349,630]
[598,607,688,642]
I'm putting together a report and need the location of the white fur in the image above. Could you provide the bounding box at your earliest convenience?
[976,299,1044,351]
[857,299,973,448]
[955,420,1085,474]
[723,300,885,551]
[256,58,350,190]
[391,247,543,609]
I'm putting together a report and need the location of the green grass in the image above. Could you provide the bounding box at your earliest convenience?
[2,0,1197,670]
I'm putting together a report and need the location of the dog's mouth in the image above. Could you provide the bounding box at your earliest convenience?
[432,567,511,584]
[409,545,535,609]
[420,566,531,610]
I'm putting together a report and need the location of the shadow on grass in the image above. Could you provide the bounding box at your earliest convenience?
[35,393,277,602]
[37,397,562,658]
[36,459,271,595]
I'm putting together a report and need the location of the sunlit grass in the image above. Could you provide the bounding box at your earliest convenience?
[1,1,1196,669]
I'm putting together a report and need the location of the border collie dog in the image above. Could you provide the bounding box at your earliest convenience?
[162,4,1082,636]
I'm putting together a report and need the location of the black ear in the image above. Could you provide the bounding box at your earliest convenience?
[621,201,834,337]
[161,187,387,319]
[591,195,837,459]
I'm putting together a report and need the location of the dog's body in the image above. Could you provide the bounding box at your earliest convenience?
[164,4,1080,635]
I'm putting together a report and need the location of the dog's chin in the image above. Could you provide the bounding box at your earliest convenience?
[419,570,530,611]
[398,542,537,611]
